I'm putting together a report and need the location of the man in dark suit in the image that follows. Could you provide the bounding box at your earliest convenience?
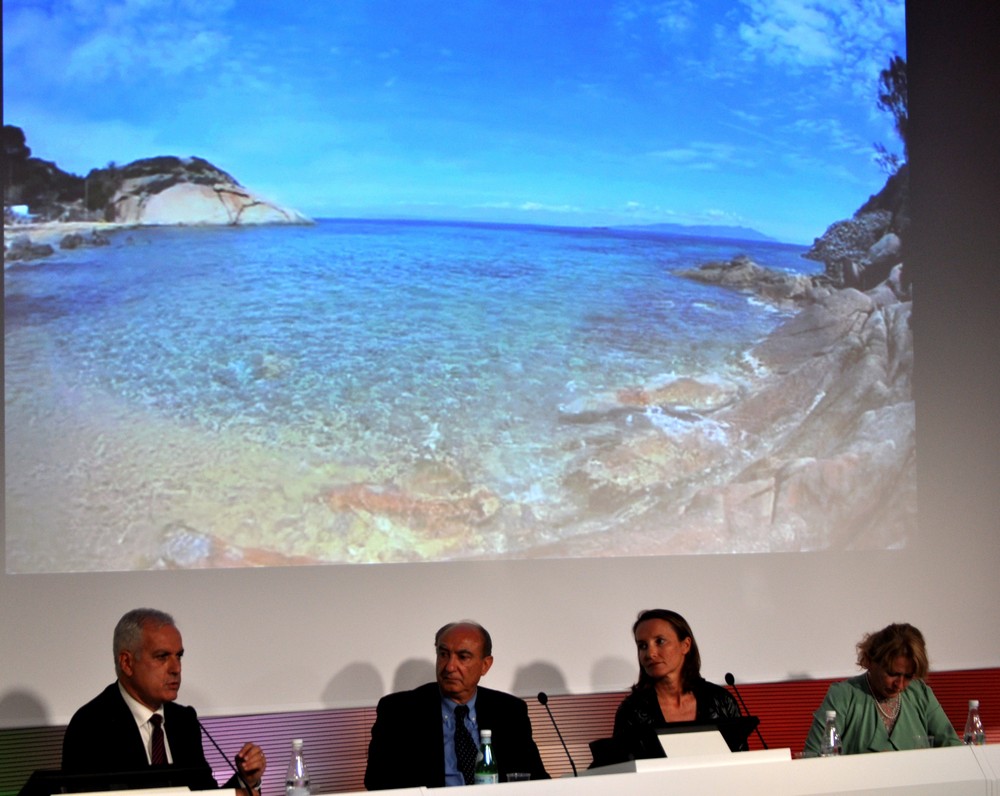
[365,620,548,789]
[61,608,266,792]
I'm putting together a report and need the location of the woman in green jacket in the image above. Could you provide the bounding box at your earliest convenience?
[804,623,961,755]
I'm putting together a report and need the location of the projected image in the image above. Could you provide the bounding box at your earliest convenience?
[3,2,910,572]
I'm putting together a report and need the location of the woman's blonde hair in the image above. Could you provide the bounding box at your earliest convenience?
[856,622,929,679]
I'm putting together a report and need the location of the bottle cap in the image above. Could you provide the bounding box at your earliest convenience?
[292,738,303,748]
[480,729,492,739]
[969,699,979,709]
[825,710,837,720]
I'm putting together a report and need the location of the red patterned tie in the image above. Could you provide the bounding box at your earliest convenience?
[150,714,167,766]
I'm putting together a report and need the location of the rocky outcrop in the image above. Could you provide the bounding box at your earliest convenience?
[3,126,312,226]
[4,154,312,263]
[540,172,916,555]
[675,254,817,307]
[4,233,55,261]
[529,284,914,556]
[60,229,111,250]
[805,210,893,284]
[106,156,311,226]
[4,223,121,265]
[805,165,909,292]
[544,175,915,556]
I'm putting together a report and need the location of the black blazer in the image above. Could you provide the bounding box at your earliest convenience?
[61,683,225,790]
[364,682,549,790]
[611,677,746,758]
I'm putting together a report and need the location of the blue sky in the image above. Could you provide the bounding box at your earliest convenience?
[3,0,905,243]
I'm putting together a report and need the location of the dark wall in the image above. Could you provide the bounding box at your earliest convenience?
[907,0,1000,564]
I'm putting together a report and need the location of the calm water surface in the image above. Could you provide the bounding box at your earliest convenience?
[4,219,813,570]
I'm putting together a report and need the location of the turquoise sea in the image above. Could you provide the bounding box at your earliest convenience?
[4,219,813,571]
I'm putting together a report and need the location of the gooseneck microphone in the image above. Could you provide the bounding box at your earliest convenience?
[724,672,768,749]
[198,720,257,793]
[537,692,578,777]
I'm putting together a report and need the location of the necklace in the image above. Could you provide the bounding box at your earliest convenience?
[875,694,901,720]
[867,674,902,724]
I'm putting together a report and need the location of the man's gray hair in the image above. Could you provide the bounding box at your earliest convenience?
[113,608,175,676]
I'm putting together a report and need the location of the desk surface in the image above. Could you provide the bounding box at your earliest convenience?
[338,744,1000,796]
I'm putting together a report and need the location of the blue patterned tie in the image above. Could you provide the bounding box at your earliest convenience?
[453,705,477,785]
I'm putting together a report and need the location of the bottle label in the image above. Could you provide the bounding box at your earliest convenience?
[286,786,310,796]
[474,773,499,784]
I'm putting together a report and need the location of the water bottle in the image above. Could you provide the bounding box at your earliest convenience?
[284,739,311,796]
[473,729,499,784]
[819,710,842,756]
[963,700,986,745]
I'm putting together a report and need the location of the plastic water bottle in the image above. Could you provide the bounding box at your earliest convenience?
[474,729,499,784]
[819,710,842,756]
[284,739,311,796]
[963,700,986,745]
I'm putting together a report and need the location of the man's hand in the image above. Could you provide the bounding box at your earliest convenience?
[235,742,267,790]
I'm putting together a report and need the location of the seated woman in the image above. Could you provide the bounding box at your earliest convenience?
[612,609,742,759]
[803,622,961,755]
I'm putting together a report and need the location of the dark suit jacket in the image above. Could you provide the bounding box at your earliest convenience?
[364,682,549,790]
[611,678,746,758]
[61,682,226,790]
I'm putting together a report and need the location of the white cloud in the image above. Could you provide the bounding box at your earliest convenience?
[646,141,750,171]
[786,115,869,154]
[5,0,235,84]
[735,0,905,91]
[655,0,698,35]
[519,201,582,213]
[66,23,229,81]
[475,200,586,216]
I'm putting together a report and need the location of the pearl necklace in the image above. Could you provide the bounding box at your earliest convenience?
[867,674,902,724]
[875,694,901,720]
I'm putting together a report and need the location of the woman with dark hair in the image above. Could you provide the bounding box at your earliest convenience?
[612,609,741,758]
[803,623,961,755]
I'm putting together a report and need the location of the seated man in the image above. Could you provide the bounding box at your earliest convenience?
[365,621,549,788]
[62,608,266,793]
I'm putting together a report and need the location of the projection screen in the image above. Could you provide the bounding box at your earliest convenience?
[2,0,998,729]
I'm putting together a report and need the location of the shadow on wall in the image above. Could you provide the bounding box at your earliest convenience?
[321,662,385,706]
[317,655,637,710]
[392,658,435,694]
[591,656,636,692]
[0,691,49,727]
[511,661,568,696]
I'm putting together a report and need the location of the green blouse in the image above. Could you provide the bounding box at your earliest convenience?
[803,674,961,755]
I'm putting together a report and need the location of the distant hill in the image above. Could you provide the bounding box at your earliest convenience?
[608,222,777,243]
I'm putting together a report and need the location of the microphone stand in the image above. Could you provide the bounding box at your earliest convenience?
[724,673,768,749]
[537,692,577,776]
[199,721,258,794]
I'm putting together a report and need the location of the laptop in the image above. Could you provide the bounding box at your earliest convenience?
[18,766,214,796]
[589,716,759,768]
[658,717,759,755]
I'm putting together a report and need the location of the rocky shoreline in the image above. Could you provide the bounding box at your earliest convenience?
[4,221,128,263]
[5,132,312,263]
[526,268,914,556]
[517,196,915,556]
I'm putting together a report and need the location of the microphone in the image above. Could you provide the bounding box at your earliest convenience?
[537,692,577,777]
[724,673,768,749]
[198,720,257,793]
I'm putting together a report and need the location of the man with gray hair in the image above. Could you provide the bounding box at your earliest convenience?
[62,608,266,793]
